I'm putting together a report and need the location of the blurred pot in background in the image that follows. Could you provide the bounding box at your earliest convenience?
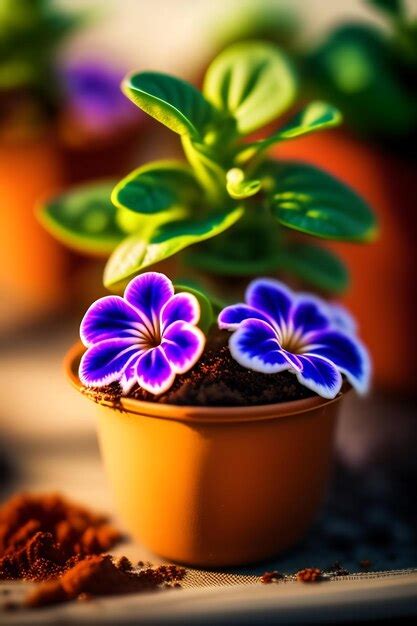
[0,1,147,330]
[0,0,76,331]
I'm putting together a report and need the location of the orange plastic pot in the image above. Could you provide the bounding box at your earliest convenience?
[66,343,347,567]
[0,132,67,327]
[275,130,416,394]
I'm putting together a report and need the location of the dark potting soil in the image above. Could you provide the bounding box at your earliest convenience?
[83,330,316,407]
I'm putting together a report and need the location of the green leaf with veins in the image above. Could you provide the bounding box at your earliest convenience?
[37,180,125,257]
[104,207,244,290]
[236,102,342,164]
[265,161,377,241]
[203,41,296,135]
[122,71,217,138]
[112,160,201,215]
[279,242,349,293]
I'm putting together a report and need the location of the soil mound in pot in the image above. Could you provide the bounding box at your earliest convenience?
[84,331,316,407]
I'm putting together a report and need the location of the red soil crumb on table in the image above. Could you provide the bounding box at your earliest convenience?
[0,493,122,581]
[25,556,186,607]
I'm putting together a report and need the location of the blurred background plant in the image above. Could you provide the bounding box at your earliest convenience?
[0,0,145,333]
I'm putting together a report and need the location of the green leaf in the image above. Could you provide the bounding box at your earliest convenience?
[203,41,296,135]
[186,248,283,276]
[104,207,244,289]
[37,181,125,256]
[266,161,377,241]
[279,242,349,293]
[122,71,216,138]
[367,0,402,18]
[112,160,201,215]
[306,25,416,137]
[115,206,187,235]
[236,102,342,164]
[174,283,214,333]
[226,168,261,200]
[181,137,227,206]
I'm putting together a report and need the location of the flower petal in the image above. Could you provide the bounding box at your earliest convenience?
[124,272,174,326]
[161,320,205,374]
[229,319,293,374]
[218,304,271,330]
[79,339,140,387]
[161,293,200,330]
[330,303,357,334]
[290,295,330,337]
[296,354,342,399]
[246,278,293,332]
[136,346,175,394]
[305,330,370,394]
[80,296,144,347]
[120,360,137,395]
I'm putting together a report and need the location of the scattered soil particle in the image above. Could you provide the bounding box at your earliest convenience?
[260,570,284,584]
[324,562,350,576]
[0,493,122,581]
[25,555,186,608]
[295,568,323,582]
[84,331,316,407]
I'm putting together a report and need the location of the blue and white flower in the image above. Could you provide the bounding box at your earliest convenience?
[218,278,370,399]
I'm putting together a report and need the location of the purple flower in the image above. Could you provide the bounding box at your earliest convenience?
[218,278,370,399]
[79,272,205,395]
[62,61,140,131]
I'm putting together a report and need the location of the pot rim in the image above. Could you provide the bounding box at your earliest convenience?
[64,342,349,424]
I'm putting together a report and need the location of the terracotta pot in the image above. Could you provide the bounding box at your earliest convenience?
[0,132,67,330]
[275,130,416,394]
[66,343,347,567]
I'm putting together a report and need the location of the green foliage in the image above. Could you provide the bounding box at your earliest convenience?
[236,101,342,164]
[38,181,125,256]
[278,242,348,294]
[203,41,296,135]
[0,0,82,106]
[305,22,417,141]
[122,72,217,139]
[41,40,377,299]
[265,161,377,241]
[112,161,200,215]
[103,207,243,290]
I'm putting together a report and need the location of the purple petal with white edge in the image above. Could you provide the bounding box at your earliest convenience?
[330,303,358,334]
[290,295,331,337]
[218,304,271,330]
[229,319,294,374]
[124,272,174,327]
[136,346,175,394]
[161,321,205,374]
[79,339,140,387]
[161,293,200,330]
[80,296,144,347]
[246,278,293,333]
[120,360,138,395]
[305,330,370,394]
[296,354,342,399]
